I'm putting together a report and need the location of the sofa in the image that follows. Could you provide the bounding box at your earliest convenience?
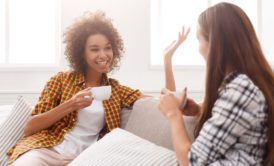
[0,96,197,166]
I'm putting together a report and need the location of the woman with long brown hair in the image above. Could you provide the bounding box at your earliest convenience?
[159,2,274,165]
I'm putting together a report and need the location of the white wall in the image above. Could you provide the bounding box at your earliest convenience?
[1,0,273,105]
[0,0,205,105]
[61,0,206,91]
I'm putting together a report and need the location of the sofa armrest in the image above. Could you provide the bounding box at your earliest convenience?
[124,97,198,150]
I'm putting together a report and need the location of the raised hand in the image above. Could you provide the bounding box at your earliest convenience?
[164,26,190,91]
[164,26,190,61]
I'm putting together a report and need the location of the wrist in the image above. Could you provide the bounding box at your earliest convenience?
[164,59,172,68]
[164,55,172,63]
[65,99,77,112]
[166,109,182,121]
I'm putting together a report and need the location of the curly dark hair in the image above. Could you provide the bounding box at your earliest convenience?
[64,11,124,73]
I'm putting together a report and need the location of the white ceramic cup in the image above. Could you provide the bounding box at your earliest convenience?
[90,86,111,101]
[171,91,187,109]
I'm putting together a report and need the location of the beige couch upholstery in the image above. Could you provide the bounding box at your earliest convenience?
[68,97,197,166]
[0,97,198,166]
[121,97,198,150]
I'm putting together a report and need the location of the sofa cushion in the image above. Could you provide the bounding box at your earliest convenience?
[124,97,197,150]
[0,96,32,166]
[69,128,178,166]
[120,108,132,129]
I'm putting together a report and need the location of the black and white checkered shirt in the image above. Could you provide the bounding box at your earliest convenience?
[188,72,268,166]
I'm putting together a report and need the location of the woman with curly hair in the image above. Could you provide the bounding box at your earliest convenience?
[8,11,142,166]
[159,2,274,166]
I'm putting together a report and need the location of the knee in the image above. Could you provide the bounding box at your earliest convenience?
[10,150,45,166]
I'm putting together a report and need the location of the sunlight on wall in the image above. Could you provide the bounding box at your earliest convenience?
[9,0,56,64]
[0,0,59,66]
[151,0,206,66]
[151,0,274,66]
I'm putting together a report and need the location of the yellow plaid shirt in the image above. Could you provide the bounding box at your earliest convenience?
[7,71,141,164]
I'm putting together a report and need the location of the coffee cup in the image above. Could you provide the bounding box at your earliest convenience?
[90,86,111,101]
[171,91,187,109]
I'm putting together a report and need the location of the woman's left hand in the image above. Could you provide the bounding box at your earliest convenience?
[158,88,183,120]
[164,26,190,61]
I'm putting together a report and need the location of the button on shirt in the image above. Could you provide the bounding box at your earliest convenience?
[53,100,105,156]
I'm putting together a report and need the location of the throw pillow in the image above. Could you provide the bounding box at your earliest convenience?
[69,128,178,166]
[0,105,13,125]
[0,96,32,166]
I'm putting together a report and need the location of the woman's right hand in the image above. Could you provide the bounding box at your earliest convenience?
[70,87,93,110]
[174,88,200,117]
[164,26,190,62]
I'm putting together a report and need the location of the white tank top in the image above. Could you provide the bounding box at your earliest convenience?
[52,100,105,156]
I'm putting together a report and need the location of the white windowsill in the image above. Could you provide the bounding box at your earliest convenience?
[0,65,65,72]
[149,64,206,71]
[149,64,274,71]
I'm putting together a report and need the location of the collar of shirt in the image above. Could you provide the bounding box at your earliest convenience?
[74,72,110,87]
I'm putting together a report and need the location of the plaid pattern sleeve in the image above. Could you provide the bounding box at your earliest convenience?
[188,73,268,166]
[8,72,143,164]
[31,72,63,116]
[118,85,142,108]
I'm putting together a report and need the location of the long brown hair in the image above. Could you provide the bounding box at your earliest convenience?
[194,2,274,164]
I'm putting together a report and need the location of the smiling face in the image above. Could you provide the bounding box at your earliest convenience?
[84,33,113,74]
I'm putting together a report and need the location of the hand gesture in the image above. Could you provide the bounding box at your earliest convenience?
[164,26,190,62]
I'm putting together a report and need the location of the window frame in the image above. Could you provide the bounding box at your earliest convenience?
[0,0,62,71]
[150,0,274,70]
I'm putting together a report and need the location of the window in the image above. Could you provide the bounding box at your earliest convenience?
[151,0,274,66]
[261,1,274,64]
[0,0,60,67]
[151,0,207,66]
